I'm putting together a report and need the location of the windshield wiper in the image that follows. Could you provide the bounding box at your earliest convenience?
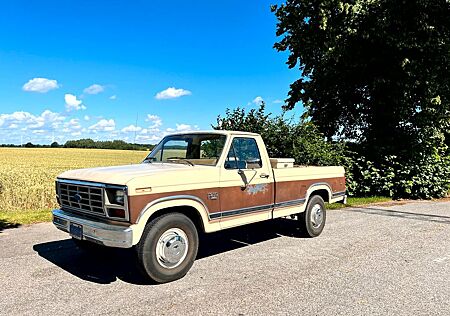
[166,157,195,166]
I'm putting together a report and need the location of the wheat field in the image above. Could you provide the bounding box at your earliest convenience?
[0,148,148,225]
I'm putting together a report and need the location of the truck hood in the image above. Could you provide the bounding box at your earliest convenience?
[57,163,193,186]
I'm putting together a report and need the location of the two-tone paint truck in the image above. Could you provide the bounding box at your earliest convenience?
[52,130,346,283]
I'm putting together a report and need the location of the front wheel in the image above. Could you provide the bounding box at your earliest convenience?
[136,213,199,283]
[298,195,326,237]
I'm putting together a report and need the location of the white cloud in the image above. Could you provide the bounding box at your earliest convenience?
[0,110,65,131]
[121,124,142,133]
[145,114,163,128]
[173,124,199,133]
[32,130,45,134]
[136,134,161,142]
[84,115,90,121]
[252,96,264,105]
[109,95,117,100]
[88,119,115,132]
[65,94,86,111]
[0,111,33,123]
[22,78,60,93]
[155,87,191,100]
[176,124,192,132]
[28,110,65,129]
[83,84,104,95]
[64,118,82,131]
[273,99,283,104]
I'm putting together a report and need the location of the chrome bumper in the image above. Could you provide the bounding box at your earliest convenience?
[52,209,134,248]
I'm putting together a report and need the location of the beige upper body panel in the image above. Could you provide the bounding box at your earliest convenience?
[272,166,345,182]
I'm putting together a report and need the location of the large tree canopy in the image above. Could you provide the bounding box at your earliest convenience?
[273,0,450,159]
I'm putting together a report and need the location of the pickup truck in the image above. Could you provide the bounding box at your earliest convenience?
[52,130,346,283]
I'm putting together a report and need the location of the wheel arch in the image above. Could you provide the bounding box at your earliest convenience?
[305,183,331,203]
[130,196,214,245]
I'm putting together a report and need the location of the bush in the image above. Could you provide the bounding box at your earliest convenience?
[348,153,450,199]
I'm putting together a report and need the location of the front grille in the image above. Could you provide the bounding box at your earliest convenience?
[58,182,106,216]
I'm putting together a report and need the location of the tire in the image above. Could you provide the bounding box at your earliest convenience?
[136,213,199,283]
[298,195,326,237]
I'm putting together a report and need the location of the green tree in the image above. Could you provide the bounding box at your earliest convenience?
[24,142,34,148]
[272,0,450,160]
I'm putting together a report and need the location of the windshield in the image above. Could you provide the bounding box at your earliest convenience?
[144,133,227,166]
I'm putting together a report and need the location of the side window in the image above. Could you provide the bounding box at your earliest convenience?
[224,137,262,170]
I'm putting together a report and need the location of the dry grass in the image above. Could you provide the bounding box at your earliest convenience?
[0,148,148,226]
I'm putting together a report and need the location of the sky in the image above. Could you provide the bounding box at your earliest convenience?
[0,0,301,145]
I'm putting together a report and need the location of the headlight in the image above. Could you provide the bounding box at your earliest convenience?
[115,190,125,205]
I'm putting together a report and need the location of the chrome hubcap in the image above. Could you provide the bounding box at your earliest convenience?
[156,228,189,269]
[310,204,324,228]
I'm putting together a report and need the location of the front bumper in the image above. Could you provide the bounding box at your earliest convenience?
[52,209,134,248]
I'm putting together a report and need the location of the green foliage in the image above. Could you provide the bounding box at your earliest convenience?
[213,102,345,166]
[24,142,34,148]
[348,152,450,199]
[272,0,450,160]
[201,137,227,159]
[63,139,153,151]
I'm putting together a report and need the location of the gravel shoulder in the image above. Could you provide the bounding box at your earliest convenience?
[0,200,449,315]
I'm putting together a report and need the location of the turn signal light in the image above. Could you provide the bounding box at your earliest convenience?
[107,208,126,219]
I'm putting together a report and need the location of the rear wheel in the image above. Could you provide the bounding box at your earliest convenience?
[298,195,326,237]
[136,213,199,283]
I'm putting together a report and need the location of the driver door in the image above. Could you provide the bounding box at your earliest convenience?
[219,137,273,229]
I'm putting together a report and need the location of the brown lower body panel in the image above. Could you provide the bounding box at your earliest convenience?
[128,177,345,223]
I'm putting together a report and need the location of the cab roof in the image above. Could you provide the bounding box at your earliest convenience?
[167,130,260,137]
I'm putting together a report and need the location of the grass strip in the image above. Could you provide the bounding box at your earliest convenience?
[0,209,52,230]
[327,196,392,210]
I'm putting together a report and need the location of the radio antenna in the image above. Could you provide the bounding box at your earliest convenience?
[133,113,138,144]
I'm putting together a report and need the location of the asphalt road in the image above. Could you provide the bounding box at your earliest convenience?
[0,200,449,315]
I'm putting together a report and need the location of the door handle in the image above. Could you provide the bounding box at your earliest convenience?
[260,173,270,179]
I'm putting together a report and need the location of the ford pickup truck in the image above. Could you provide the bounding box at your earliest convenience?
[52,130,346,283]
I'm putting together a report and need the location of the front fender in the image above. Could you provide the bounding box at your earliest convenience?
[129,196,219,245]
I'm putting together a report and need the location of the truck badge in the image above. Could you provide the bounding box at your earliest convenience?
[71,193,82,203]
[207,192,219,200]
